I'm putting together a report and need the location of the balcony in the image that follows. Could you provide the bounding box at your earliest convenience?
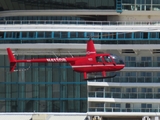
[125,62,160,67]
[88,92,160,99]
[91,77,160,83]
[1,20,113,25]
[0,20,160,26]
[89,107,160,112]
[0,20,160,32]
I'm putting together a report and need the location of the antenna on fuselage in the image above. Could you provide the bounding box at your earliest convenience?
[68,51,73,58]
[52,51,58,58]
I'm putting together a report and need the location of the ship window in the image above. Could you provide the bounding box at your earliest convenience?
[143,32,148,39]
[141,88,146,92]
[157,57,160,61]
[140,72,151,76]
[147,104,152,108]
[126,103,130,108]
[141,104,152,108]
[110,88,121,92]
[110,103,121,108]
[141,57,151,61]
[141,88,152,92]
[126,88,137,92]
[96,103,104,107]
[125,72,136,76]
[141,104,146,108]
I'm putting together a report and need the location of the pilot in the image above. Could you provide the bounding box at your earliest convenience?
[96,56,102,62]
[104,56,112,62]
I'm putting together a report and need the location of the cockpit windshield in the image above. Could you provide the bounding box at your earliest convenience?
[110,54,124,64]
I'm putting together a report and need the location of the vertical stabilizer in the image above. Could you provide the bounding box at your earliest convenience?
[86,39,96,55]
[6,48,17,72]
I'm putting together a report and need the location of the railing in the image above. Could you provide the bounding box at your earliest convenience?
[91,77,160,83]
[89,107,160,112]
[88,91,160,99]
[125,62,160,67]
[0,20,160,26]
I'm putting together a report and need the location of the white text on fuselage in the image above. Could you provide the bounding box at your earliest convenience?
[46,58,67,62]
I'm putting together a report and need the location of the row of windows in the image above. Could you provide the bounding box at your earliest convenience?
[0,84,86,99]
[1,0,160,13]
[92,87,160,92]
[123,4,160,11]
[89,103,156,112]
[125,56,153,61]
[125,56,155,61]
[91,102,155,108]
[89,92,160,99]
[1,32,160,40]
[125,56,160,67]
[89,102,159,109]
[3,75,160,83]
[2,39,160,44]
[0,55,87,112]
[1,67,160,80]
[1,60,160,81]
[122,0,160,11]
[94,77,160,83]
[0,0,115,11]
[123,0,160,4]
[114,72,160,77]
[0,16,83,21]
[89,107,159,112]
[0,67,87,82]
[0,100,87,112]
[125,62,160,67]
[1,0,160,11]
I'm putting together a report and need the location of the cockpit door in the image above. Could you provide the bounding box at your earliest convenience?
[103,55,116,66]
[104,56,112,63]
[96,56,103,63]
[96,55,114,65]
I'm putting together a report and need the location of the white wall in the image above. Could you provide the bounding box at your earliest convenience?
[0,115,32,120]
[0,113,87,120]
[48,115,87,120]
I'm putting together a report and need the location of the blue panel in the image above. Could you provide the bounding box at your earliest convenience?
[4,32,6,38]
[116,0,122,13]
[52,32,54,38]
[19,32,22,39]
[1,32,160,44]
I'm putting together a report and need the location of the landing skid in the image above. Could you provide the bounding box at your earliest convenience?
[84,74,116,80]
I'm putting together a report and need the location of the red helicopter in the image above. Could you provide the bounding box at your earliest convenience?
[6,39,125,80]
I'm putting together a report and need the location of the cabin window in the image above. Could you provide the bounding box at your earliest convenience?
[96,56,103,62]
[104,56,112,63]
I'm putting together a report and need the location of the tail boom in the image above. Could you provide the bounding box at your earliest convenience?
[6,48,78,72]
